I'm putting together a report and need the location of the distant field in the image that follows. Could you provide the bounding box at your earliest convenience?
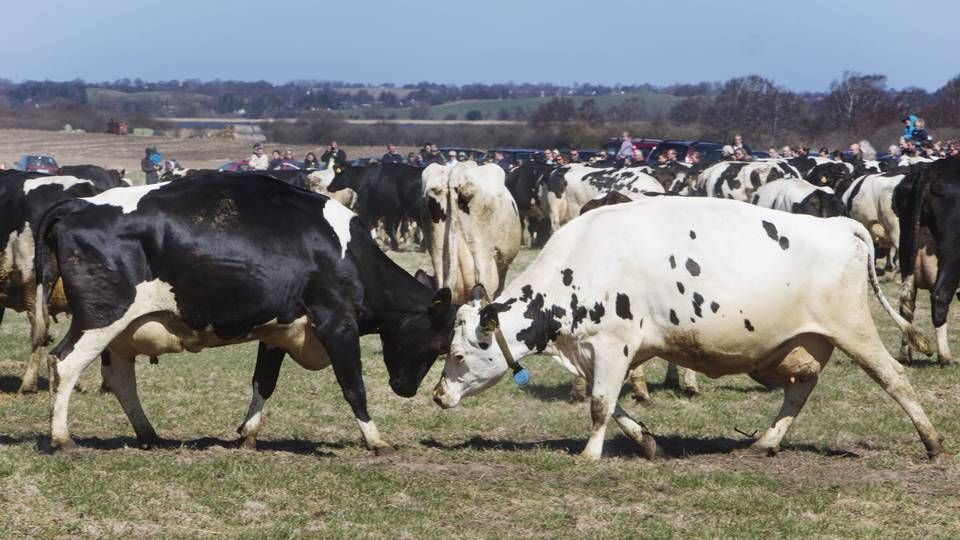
[364,91,683,120]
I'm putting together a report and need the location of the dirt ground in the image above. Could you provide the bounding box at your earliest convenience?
[0,128,404,176]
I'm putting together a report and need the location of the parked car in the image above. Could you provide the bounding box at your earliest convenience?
[217,160,250,172]
[601,138,662,158]
[14,154,59,174]
[647,140,726,165]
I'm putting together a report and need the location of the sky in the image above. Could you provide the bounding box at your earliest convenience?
[3,0,957,92]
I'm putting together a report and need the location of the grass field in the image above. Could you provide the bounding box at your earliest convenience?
[1,248,959,538]
[369,91,683,121]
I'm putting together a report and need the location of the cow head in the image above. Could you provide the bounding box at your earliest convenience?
[433,285,514,408]
[327,165,361,192]
[807,162,851,191]
[380,287,457,397]
[421,163,450,223]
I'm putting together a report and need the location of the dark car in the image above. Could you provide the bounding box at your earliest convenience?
[647,140,726,165]
[439,147,487,162]
[14,154,59,174]
[602,138,662,158]
[218,160,250,172]
[486,148,541,167]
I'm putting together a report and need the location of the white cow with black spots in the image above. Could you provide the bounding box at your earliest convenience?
[841,171,907,275]
[433,197,946,462]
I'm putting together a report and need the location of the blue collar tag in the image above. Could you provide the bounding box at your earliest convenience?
[512,368,530,387]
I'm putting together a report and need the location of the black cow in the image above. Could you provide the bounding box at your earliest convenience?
[1,170,125,393]
[788,156,853,193]
[328,163,425,250]
[34,172,456,452]
[894,157,960,365]
[57,165,126,190]
[505,161,554,247]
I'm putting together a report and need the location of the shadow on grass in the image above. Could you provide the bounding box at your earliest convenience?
[901,358,954,369]
[713,384,776,394]
[34,435,345,456]
[523,380,697,403]
[0,375,48,393]
[422,433,860,460]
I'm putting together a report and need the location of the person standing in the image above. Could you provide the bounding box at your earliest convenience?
[141,146,161,185]
[445,150,458,166]
[303,152,320,170]
[248,143,269,170]
[321,141,347,168]
[731,133,752,154]
[381,144,403,164]
[268,149,283,170]
[616,131,633,162]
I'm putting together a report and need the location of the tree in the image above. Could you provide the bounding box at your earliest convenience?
[924,75,960,127]
[410,104,431,120]
[701,75,803,144]
[528,97,576,126]
[824,72,890,129]
[575,99,605,126]
[465,110,483,121]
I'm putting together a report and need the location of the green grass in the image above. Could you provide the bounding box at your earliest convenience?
[367,91,683,121]
[1,248,959,538]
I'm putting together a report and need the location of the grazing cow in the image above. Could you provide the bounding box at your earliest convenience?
[751,177,846,218]
[692,160,800,201]
[1,171,125,393]
[505,161,554,247]
[421,163,521,302]
[894,157,960,366]
[328,163,425,250]
[433,197,945,461]
[35,173,456,452]
[841,171,907,274]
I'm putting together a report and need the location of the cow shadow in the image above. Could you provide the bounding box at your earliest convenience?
[0,375,49,393]
[421,434,859,460]
[34,435,345,456]
[523,381,695,403]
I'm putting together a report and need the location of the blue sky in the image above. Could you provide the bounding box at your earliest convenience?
[4,0,957,92]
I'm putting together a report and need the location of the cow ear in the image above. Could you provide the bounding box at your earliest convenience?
[470,284,489,305]
[415,269,437,291]
[429,287,452,321]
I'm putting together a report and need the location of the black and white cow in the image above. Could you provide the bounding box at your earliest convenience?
[57,165,126,190]
[505,161,555,247]
[894,157,960,366]
[1,169,125,393]
[691,160,801,200]
[841,171,908,275]
[751,177,846,218]
[433,197,945,461]
[328,163,425,250]
[34,173,456,452]
[788,156,853,193]
[545,163,665,231]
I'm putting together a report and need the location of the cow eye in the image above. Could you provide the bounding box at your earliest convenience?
[454,354,464,363]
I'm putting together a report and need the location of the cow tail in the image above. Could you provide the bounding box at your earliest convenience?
[31,200,74,348]
[851,221,931,355]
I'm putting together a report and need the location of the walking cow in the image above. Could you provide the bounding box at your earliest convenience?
[34,173,456,452]
[433,197,946,462]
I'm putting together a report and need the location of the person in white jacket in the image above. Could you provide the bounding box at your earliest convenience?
[247,143,269,170]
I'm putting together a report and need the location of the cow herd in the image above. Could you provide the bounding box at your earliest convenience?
[0,151,958,463]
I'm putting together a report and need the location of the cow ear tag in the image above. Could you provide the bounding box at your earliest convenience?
[513,367,530,387]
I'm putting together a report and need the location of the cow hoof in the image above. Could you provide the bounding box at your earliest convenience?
[238,437,257,451]
[137,437,166,450]
[638,434,658,461]
[51,437,78,452]
[930,451,950,465]
[937,357,954,368]
[568,390,587,403]
[98,381,113,394]
[16,383,38,395]
[373,445,396,457]
[679,387,700,398]
[632,393,654,406]
[743,444,779,457]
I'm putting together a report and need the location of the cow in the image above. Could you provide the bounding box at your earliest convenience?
[841,171,907,275]
[432,197,946,462]
[304,169,357,209]
[421,162,521,303]
[545,164,666,231]
[691,160,800,201]
[894,157,960,366]
[788,156,853,193]
[328,163,425,250]
[1,170,125,393]
[57,165,126,191]
[751,177,846,218]
[505,161,554,247]
[34,172,457,452]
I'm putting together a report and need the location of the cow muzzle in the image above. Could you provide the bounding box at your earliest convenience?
[432,379,459,409]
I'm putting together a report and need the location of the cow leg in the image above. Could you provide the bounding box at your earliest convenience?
[935,323,954,366]
[751,376,818,455]
[237,343,285,450]
[568,375,587,403]
[898,274,918,364]
[103,355,161,448]
[628,366,651,403]
[839,334,946,460]
[581,340,631,461]
[0,307,4,325]
[50,326,119,450]
[315,319,392,454]
[611,404,657,460]
[18,344,44,394]
[663,362,699,396]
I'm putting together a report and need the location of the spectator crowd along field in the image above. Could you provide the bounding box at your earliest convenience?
[2,115,960,535]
